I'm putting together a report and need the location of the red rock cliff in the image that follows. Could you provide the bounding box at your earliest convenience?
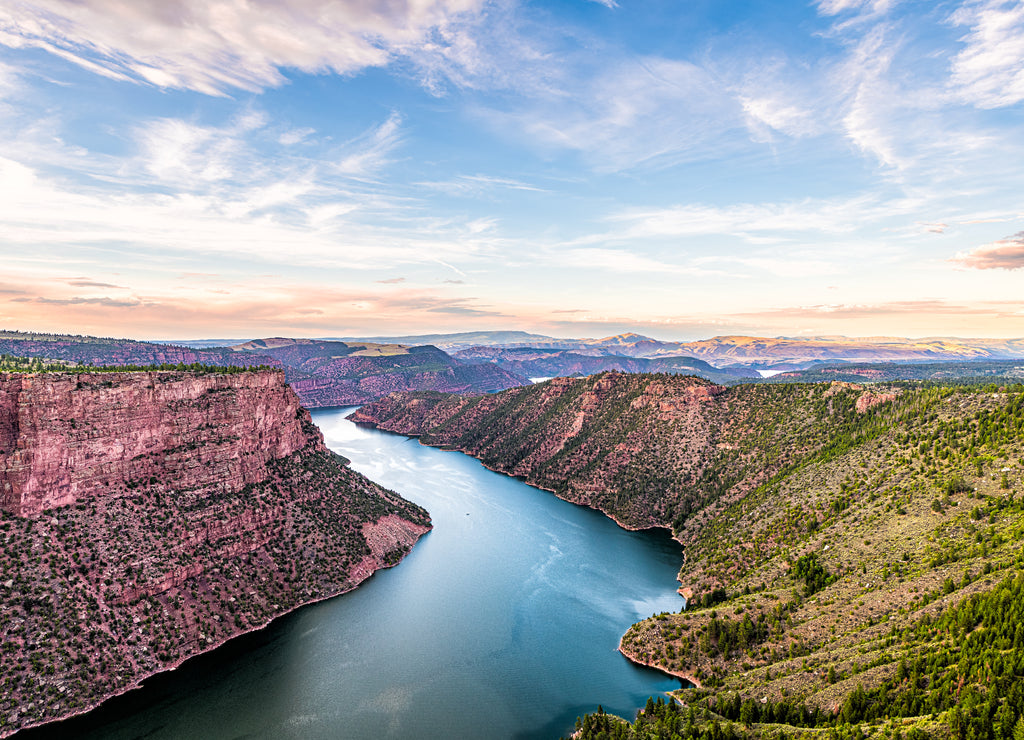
[0,370,431,737]
[0,370,309,517]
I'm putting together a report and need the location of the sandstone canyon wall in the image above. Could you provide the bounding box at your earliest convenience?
[0,371,308,517]
[0,370,430,737]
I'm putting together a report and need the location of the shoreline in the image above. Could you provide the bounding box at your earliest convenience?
[352,415,698,699]
[6,522,429,740]
[616,642,703,691]
[350,415,682,544]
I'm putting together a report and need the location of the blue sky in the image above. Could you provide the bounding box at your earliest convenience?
[0,0,1022,340]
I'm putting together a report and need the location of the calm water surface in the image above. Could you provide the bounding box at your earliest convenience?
[25,407,684,739]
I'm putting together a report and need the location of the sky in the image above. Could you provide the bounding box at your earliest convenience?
[0,0,1022,342]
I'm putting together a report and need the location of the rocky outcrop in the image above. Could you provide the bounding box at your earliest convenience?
[0,370,430,737]
[855,389,898,413]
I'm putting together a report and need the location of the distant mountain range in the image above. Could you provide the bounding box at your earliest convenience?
[7,330,1024,399]
[451,346,757,384]
[0,331,525,407]
[340,331,1024,367]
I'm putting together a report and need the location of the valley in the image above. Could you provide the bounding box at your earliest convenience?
[5,339,1024,738]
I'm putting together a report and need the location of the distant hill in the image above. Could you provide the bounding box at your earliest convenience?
[227,339,527,406]
[155,338,252,349]
[451,346,756,384]
[0,331,526,407]
[337,330,569,350]
[0,330,256,367]
[673,334,1024,365]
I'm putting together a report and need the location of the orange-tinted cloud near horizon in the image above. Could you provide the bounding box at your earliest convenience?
[952,232,1024,270]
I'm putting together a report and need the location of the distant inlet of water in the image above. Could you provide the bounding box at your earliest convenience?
[20,407,684,740]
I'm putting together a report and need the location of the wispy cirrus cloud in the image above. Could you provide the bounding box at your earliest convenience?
[335,113,405,179]
[427,304,507,316]
[136,113,266,185]
[478,55,745,172]
[948,0,1024,108]
[0,268,515,336]
[604,194,908,241]
[952,231,1024,269]
[416,174,547,196]
[0,0,485,96]
[738,299,1012,319]
[0,145,496,273]
[817,0,895,14]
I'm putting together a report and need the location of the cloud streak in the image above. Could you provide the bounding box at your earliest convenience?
[0,0,484,95]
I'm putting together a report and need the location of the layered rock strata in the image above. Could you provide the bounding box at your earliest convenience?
[0,371,308,517]
[0,370,430,737]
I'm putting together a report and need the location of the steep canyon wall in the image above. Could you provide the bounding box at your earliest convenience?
[0,371,308,517]
[0,370,430,737]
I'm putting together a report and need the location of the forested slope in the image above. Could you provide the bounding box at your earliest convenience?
[354,374,1024,739]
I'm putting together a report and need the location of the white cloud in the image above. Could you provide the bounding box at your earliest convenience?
[949,0,1024,108]
[952,231,1024,269]
[138,118,243,184]
[336,113,404,178]
[554,248,710,275]
[480,55,744,172]
[279,128,316,146]
[0,0,484,95]
[740,95,822,140]
[605,194,906,241]
[0,59,20,105]
[415,174,547,196]
[833,23,907,168]
[0,100,497,275]
[817,0,895,16]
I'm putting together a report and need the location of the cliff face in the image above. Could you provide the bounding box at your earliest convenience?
[0,371,307,517]
[0,370,430,737]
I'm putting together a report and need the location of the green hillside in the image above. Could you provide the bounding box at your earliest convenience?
[353,374,1024,738]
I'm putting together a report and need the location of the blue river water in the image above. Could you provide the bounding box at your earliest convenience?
[20,407,684,739]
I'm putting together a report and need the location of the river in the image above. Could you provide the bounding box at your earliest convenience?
[20,407,684,739]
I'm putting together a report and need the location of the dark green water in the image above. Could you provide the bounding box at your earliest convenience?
[21,407,684,739]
